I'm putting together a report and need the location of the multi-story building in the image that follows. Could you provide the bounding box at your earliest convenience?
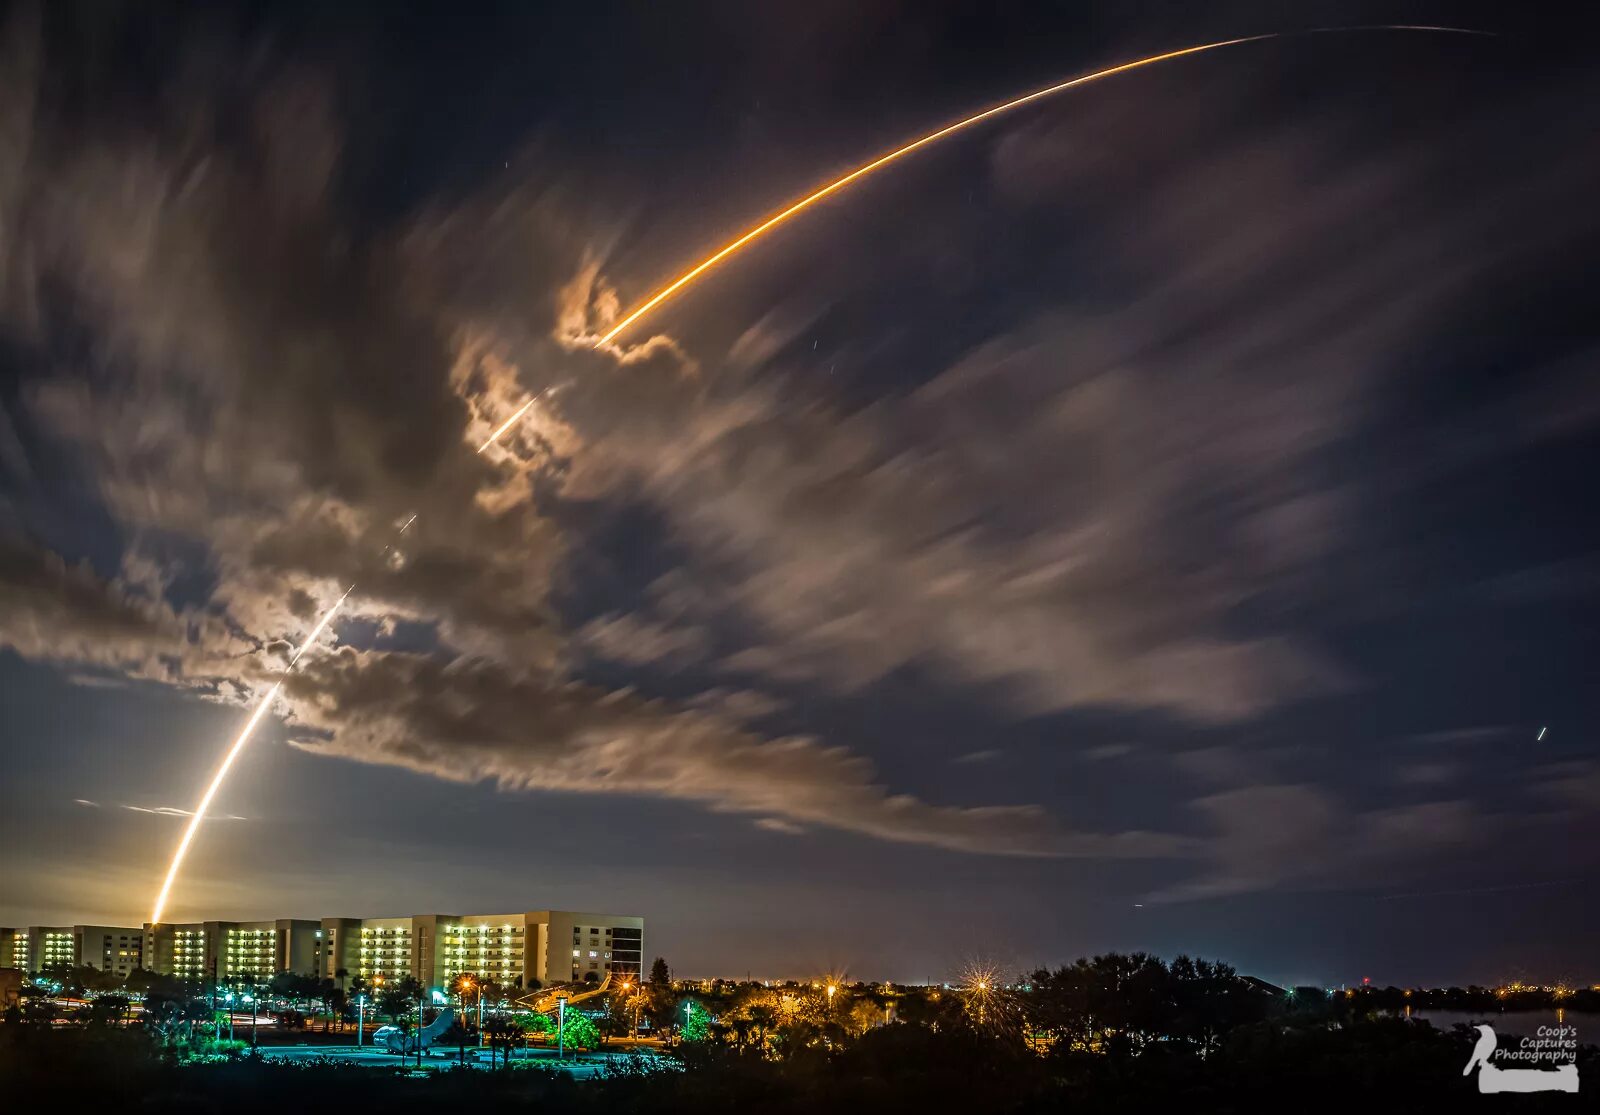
[74,925,144,978]
[332,910,643,993]
[0,927,75,972]
[542,911,644,985]
[0,929,23,971]
[8,909,643,993]
[142,919,320,984]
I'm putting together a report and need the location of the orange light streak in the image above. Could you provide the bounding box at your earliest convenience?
[596,27,1488,347]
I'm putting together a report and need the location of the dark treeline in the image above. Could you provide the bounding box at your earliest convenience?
[4,952,1594,1112]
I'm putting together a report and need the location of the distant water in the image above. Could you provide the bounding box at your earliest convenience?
[1407,1008,1599,1043]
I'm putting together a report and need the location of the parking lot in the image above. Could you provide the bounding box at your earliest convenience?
[256,1043,666,1079]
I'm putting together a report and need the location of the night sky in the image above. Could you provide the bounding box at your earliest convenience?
[1,1,1596,987]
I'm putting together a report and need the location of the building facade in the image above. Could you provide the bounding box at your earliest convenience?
[142,919,320,983]
[8,909,642,993]
[322,910,644,993]
[74,925,144,978]
[0,925,142,974]
[542,910,644,984]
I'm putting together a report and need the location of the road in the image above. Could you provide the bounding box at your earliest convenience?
[256,1043,668,1079]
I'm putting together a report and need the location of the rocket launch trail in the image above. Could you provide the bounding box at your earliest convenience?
[149,397,543,925]
[595,26,1489,348]
[150,27,1489,925]
[149,586,353,926]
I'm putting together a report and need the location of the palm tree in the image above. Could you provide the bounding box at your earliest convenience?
[326,986,347,1033]
[747,1004,778,1048]
[439,1018,474,1065]
[482,1012,522,1068]
[376,985,410,1025]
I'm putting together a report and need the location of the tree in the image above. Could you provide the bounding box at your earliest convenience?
[517,1011,555,1040]
[599,987,638,1043]
[649,956,671,987]
[680,1000,712,1043]
[481,1012,522,1068]
[559,1011,601,1052]
[376,986,411,1025]
[86,995,130,1028]
[325,986,347,1032]
[438,1018,474,1065]
[746,1002,779,1050]
[142,993,210,1045]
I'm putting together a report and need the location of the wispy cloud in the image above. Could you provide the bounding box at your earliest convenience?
[122,804,247,822]
[754,817,806,835]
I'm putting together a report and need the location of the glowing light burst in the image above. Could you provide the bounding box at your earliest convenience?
[149,395,542,924]
[595,26,1488,348]
[149,585,352,925]
[957,962,1016,1033]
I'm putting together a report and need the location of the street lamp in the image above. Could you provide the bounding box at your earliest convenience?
[356,993,367,1047]
[224,991,234,1043]
[461,976,484,1047]
[556,991,569,1060]
[619,979,637,1044]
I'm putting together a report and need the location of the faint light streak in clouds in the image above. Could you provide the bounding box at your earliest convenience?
[125,804,246,820]
[596,26,1490,347]
[477,396,538,453]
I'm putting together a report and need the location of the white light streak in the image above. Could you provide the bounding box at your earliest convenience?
[477,397,538,453]
[149,585,352,925]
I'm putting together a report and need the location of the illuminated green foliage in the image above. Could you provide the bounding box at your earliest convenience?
[680,999,712,1042]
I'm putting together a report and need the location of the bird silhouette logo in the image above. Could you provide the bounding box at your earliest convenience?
[1463,1024,1497,1076]
[1463,1024,1580,1094]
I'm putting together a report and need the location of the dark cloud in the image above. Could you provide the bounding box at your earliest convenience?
[1150,785,1486,903]
[280,646,1182,859]
[0,535,184,671]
